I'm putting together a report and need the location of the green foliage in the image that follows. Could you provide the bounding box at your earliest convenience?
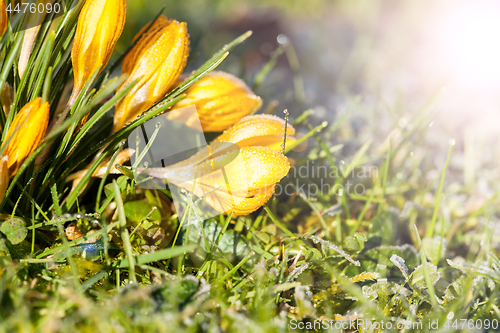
[0,218,27,244]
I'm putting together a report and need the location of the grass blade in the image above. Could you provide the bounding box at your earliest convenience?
[425,143,453,238]
[113,179,136,283]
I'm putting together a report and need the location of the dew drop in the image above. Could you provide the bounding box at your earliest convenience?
[277,34,288,45]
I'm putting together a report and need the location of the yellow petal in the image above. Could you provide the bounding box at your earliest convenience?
[162,114,296,174]
[213,114,296,151]
[166,71,262,132]
[187,183,276,217]
[113,15,189,132]
[71,0,126,102]
[1,98,49,176]
[222,146,290,191]
[229,185,276,216]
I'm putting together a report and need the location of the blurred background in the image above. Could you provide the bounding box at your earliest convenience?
[118,0,500,207]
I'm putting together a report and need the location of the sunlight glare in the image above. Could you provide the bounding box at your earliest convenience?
[442,1,500,90]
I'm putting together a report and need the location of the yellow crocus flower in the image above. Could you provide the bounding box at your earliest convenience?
[166,71,262,132]
[71,0,126,104]
[158,145,290,216]
[147,115,294,216]
[1,98,49,176]
[213,114,296,151]
[113,15,189,132]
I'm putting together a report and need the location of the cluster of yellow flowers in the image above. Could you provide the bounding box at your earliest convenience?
[0,0,294,215]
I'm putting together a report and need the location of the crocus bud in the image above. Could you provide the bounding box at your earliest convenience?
[166,71,262,132]
[213,114,296,151]
[0,156,8,203]
[1,98,49,175]
[71,0,126,104]
[113,15,189,132]
[0,0,7,38]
